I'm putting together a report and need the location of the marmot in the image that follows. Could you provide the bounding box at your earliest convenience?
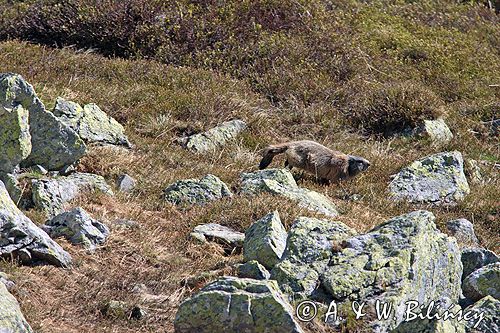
[259,140,371,183]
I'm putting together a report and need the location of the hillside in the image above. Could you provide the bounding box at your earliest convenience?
[0,1,499,332]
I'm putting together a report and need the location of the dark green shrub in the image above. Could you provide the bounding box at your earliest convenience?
[347,81,445,137]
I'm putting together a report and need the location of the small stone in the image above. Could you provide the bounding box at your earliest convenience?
[462,262,500,302]
[163,174,232,207]
[102,300,128,319]
[413,118,453,144]
[0,272,15,290]
[113,219,140,229]
[43,207,110,251]
[244,211,287,270]
[446,218,479,247]
[190,223,244,251]
[464,159,483,184]
[30,165,48,175]
[461,248,499,281]
[116,174,136,193]
[236,260,270,280]
[180,119,247,153]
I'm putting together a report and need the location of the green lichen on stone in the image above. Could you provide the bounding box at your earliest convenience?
[0,282,34,333]
[53,97,131,147]
[244,211,287,270]
[182,120,247,153]
[414,118,453,145]
[174,277,304,333]
[389,151,470,205]
[462,262,500,302]
[464,296,499,333]
[240,169,339,217]
[163,174,232,207]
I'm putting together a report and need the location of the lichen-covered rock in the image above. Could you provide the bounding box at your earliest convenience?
[0,74,31,173]
[414,118,453,144]
[43,207,109,250]
[447,218,479,247]
[53,97,131,147]
[0,173,22,205]
[32,172,113,218]
[462,262,500,302]
[163,174,232,207]
[116,173,136,193]
[190,223,244,250]
[464,296,499,333]
[240,169,339,217]
[389,151,470,205]
[244,211,287,270]
[271,217,356,297]
[465,159,483,184]
[0,180,72,267]
[0,74,86,171]
[180,119,246,153]
[461,248,499,281]
[174,277,304,333]
[392,304,465,333]
[0,282,34,333]
[320,210,462,332]
[236,260,270,280]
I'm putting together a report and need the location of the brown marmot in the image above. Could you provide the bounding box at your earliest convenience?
[259,140,371,183]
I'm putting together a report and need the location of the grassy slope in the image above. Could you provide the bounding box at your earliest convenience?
[0,1,498,332]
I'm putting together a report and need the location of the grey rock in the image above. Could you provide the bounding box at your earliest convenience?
[461,248,499,281]
[190,223,244,250]
[271,217,356,297]
[53,97,131,147]
[414,118,453,144]
[320,210,462,332]
[0,74,31,173]
[0,272,15,290]
[31,172,113,218]
[392,303,465,333]
[174,277,304,333]
[244,211,287,270]
[30,165,48,175]
[464,296,499,333]
[236,260,270,280]
[163,174,232,207]
[0,74,87,171]
[462,262,500,302]
[116,174,136,193]
[0,180,72,267]
[447,218,479,247]
[180,119,247,153]
[43,207,110,250]
[389,151,470,205]
[240,169,339,217]
[0,282,34,333]
[102,300,128,319]
[0,173,22,206]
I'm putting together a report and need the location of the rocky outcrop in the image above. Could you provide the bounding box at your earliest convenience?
[0,282,34,333]
[0,73,86,171]
[0,180,72,267]
[0,173,23,206]
[447,218,479,247]
[179,120,246,153]
[43,207,110,250]
[243,211,287,270]
[464,296,499,333]
[174,277,304,333]
[462,262,499,302]
[32,172,113,218]
[53,97,131,147]
[190,223,244,251]
[240,169,339,217]
[389,151,470,205]
[163,174,232,207]
[271,217,356,298]
[461,248,499,281]
[0,74,31,173]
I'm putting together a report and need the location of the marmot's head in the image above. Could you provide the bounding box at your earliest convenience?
[347,155,371,177]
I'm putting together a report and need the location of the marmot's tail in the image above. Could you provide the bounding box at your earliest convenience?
[259,144,289,169]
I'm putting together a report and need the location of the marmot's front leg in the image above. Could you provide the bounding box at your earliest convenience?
[317,177,331,185]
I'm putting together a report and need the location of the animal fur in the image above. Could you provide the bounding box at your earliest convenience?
[259,140,371,183]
